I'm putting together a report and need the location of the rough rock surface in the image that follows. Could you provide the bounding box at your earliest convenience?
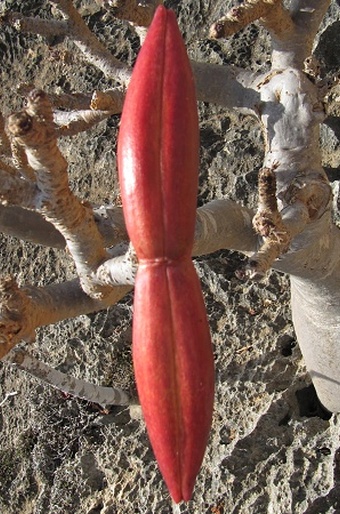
[0,1,340,513]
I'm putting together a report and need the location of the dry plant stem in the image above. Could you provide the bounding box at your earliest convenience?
[51,0,131,84]
[210,0,294,40]
[7,92,110,299]
[96,0,162,27]
[49,91,93,110]
[0,276,132,358]
[53,89,125,136]
[90,89,125,112]
[18,84,94,111]
[12,89,123,156]
[0,205,66,248]
[2,11,69,40]
[6,348,130,406]
[54,109,116,137]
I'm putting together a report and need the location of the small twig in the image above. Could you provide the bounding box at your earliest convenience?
[51,0,131,84]
[18,87,125,136]
[1,10,69,40]
[247,166,291,278]
[54,109,114,137]
[90,88,125,112]
[0,391,18,407]
[6,348,130,406]
[18,84,93,111]
[98,0,162,27]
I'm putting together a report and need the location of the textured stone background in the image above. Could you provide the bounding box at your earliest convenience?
[0,1,340,513]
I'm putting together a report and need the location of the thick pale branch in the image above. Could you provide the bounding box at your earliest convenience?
[0,205,66,248]
[270,0,331,69]
[194,199,257,255]
[0,203,127,250]
[290,0,332,46]
[272,213,340,280]
[0,276,132,359]
[7,90,111,299]
[191,61,260,113]
[290,257,340,413]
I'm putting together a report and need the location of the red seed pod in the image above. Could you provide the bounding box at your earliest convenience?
[117,5,199,261]
[117,5,214,502]
[133,260,214,502]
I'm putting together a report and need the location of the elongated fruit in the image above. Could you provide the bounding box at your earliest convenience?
[117,5,214,503]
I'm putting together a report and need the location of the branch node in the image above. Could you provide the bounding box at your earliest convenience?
[247,166,291,277]
[0,276,36,359]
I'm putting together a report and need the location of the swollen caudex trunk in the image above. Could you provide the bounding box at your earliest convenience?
[117,6,214,502]
[281,219,340,413]
[257,64,340,413]
[291,270,340,414]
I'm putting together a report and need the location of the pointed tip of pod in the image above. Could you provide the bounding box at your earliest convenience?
[133,263,214,504]
[118,3,199,261]
[170,481,195,504]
